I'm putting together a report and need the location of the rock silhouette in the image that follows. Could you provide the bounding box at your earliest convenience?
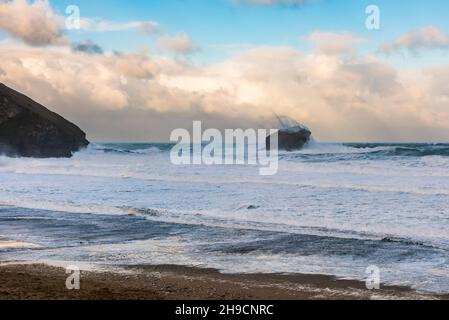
[0,83,89,158]
[266,116,312,151]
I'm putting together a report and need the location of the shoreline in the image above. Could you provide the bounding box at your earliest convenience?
[0,263,447,300]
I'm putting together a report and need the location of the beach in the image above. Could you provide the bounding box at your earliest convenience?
[0,263,445,300]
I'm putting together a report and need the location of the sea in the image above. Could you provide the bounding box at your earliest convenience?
[1,142,449,294]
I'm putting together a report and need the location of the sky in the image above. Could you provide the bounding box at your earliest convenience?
[1,0,449,142]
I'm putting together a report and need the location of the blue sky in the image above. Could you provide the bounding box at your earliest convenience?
[46,0,449,67]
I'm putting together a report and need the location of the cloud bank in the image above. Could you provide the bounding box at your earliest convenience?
[1,40,449,142]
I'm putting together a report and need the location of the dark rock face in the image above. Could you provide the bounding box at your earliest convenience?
[0,83,89,158]
[266,126,312,151]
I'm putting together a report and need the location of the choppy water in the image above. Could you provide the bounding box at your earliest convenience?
[0,142,449,293]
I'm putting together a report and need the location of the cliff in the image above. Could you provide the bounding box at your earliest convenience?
[0,83,89,158]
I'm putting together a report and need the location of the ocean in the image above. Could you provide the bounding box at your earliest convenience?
[1,142,449,293]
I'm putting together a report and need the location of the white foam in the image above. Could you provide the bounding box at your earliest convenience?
[0,238,40,249]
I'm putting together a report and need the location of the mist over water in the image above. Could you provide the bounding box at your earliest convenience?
[1,142,449,293]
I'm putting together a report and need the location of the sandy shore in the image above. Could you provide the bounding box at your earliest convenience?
[0,263,447,300]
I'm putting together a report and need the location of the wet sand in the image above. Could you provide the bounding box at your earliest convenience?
[0,263,447,300]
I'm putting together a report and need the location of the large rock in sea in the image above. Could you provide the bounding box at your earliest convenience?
[266,117,312,151]
[0,83,89,158]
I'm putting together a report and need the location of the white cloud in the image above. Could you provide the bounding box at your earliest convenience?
[0,0,66,46]
[380,26,449,54]
[157,33,199,54]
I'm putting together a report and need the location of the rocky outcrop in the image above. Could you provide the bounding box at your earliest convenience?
[266,116,312,151]
[0,83,89,158]
[267,126,311,151]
